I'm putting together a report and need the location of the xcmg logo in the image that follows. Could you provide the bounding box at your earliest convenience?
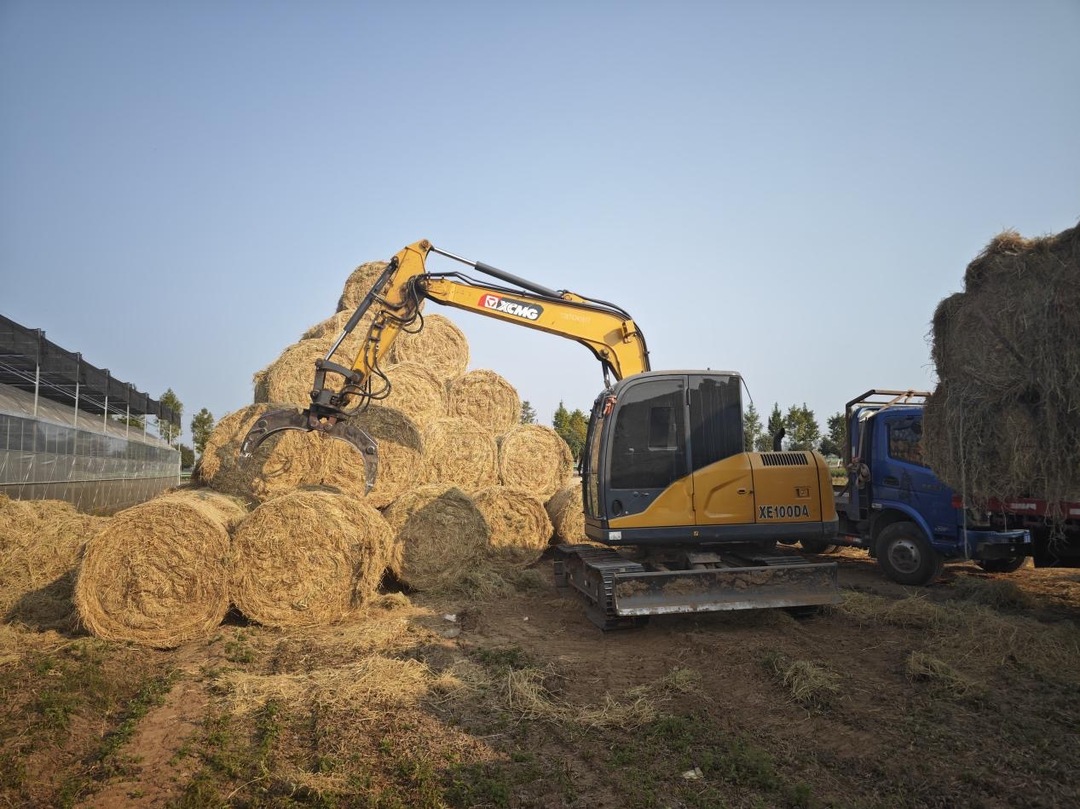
[479,294,544,321]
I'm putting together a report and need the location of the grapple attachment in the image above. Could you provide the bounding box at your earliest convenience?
[238,407,379,493]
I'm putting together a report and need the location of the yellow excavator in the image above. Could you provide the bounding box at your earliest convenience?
[241,240,840,628]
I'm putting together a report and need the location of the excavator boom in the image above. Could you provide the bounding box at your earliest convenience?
[239,239,650,461]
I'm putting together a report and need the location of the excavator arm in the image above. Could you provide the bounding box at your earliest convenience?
[239,239,650,485]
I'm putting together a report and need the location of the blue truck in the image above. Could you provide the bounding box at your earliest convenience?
[825,390,1035,586]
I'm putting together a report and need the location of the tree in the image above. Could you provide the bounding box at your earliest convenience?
[763,403,785,451]
[743,401,763,452]
[157,388,183,446]
[819,411,847,459]
[553,400,588,461]
[784,403,821,451]
[520,400,537,424]
[191,408,215,456]
[179,444,195,469]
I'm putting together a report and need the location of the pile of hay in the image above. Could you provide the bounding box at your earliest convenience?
[924,223,1080,505]
[381,484,489,591]
[386,313,469,381]
[473,486,553,568]
[498,424,575,500]
[0,497,105,628]
[253,339,329,408]
[74,489,247,648]
[230,488,396,628]
[422,417,500,491]
[546,483,588,543]
[447,369,521,434]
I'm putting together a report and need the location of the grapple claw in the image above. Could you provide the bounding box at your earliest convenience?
[238,407,379,493]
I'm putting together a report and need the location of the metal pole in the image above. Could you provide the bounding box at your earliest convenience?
[73,353,80,430]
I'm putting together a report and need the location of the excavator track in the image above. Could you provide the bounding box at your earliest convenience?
[553,543,840,631]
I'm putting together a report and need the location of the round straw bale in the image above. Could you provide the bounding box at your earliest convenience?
[473,486,553,568]
[546,483,588,543]
[376,362,448,425]
[381,484,489,592]
[304,405,424,509]
[253,338,330,408]
[447,369,521,434]
[0,499,104,624]
[386,313,470,381]
[73,489,247,648]
[196,404,312,503]
[337,260,390,313]
[230,488,394,628]
[422,417,500,491]
[301,310,374,367]
[498,424,575,500]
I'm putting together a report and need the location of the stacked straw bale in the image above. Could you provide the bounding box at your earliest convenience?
[546,483,588,544]
[337,261,390,313]
[74,489,247,648]
[924,223,1080,505]
[382,484,490,591]
[377,362,448,424]
[0,496,106,628]
[447,369,521,434]
[498,424,575,500]
[230,488,395,628]
[473,486,553,568]
[422,416,500,491]
[386,313,469,380]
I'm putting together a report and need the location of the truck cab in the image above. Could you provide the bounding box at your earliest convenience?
[834,390,1030,585]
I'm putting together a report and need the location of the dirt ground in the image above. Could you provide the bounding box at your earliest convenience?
[3,547,1080,809]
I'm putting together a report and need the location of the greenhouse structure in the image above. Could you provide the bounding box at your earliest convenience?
[0,314,181,513]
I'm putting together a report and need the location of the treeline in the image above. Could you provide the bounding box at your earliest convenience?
[744,402,846,458]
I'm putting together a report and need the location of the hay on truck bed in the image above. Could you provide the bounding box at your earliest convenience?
[381,484,489,592]
[73,489,247,648]
[230,488,395,628]
[498,424,575,500]
[447,369,522,435]
[421,416,500,491]
[924,223,1080,507]
[386,313,470,382]
[472,486,553,568]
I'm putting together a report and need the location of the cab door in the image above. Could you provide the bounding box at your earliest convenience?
[688,374,756,526]
[603,375,693,526]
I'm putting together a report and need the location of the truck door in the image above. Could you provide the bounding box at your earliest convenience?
[875,412,954,536]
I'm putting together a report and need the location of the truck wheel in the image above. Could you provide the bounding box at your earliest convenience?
[876,522,941,586]
[800,539,838,555]
[976,556,1027,574]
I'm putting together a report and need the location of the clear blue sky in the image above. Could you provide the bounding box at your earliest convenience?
[3,1,1078,445]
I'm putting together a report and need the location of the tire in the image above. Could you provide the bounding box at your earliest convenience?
[800,539,839,555]
[876,522,942,586]
[976,556,1027,574]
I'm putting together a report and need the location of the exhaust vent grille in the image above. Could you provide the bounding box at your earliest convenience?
[760,452,810,467]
